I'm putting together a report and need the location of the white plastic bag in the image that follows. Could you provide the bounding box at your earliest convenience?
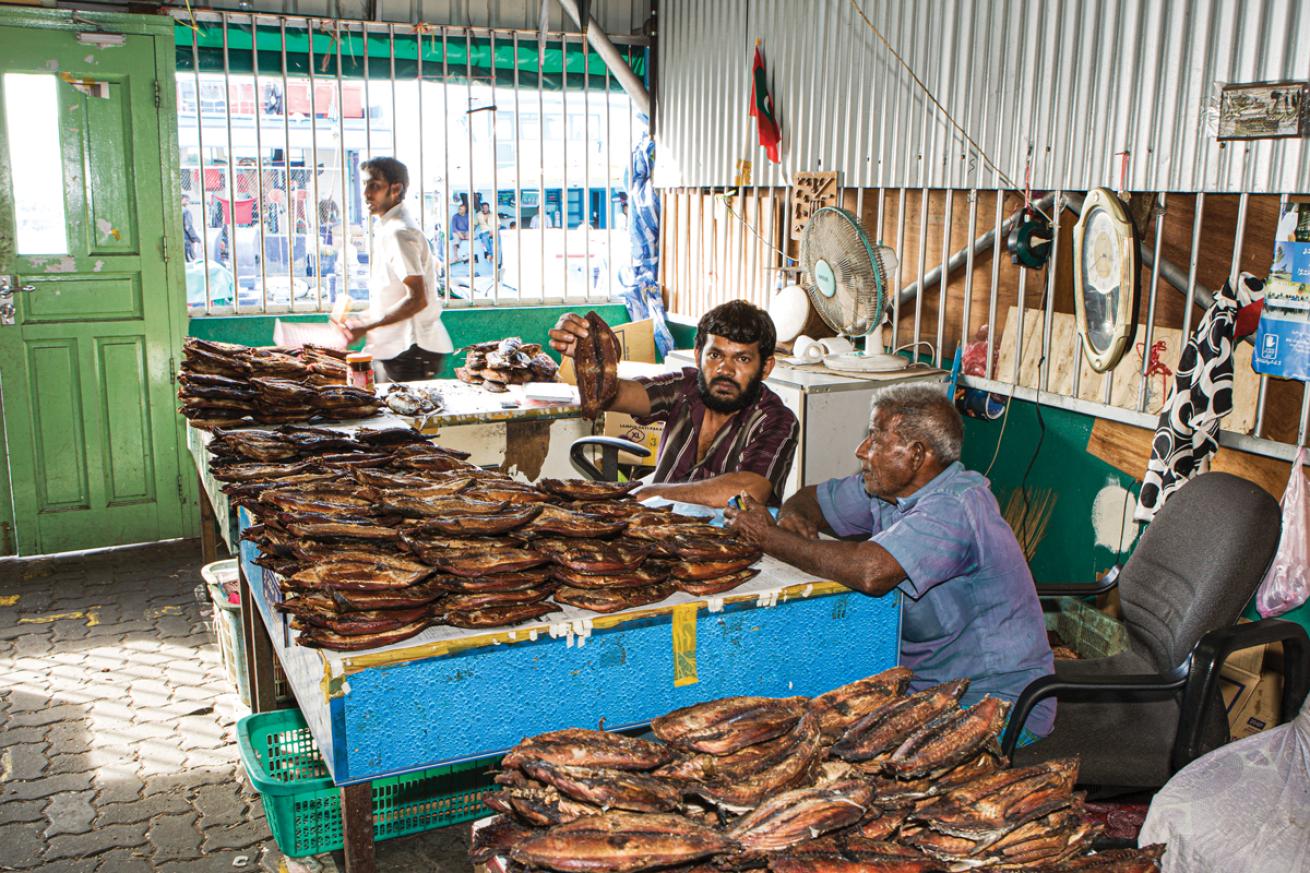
[1256,448,1310,618]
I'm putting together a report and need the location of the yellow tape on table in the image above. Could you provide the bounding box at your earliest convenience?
[672,602,699,687]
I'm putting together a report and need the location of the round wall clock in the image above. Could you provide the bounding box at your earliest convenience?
[1072,188,1140,372]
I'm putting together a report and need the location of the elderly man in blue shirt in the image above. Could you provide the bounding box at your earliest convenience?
[726,382,1055,741]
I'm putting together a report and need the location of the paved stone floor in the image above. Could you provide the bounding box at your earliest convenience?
[0,540,473,872]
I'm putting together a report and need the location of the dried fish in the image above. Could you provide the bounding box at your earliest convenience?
[519,504,630,538]
[442,586,557,611]
[886,697,1009,779]
[668,555,761,581]
[469,815,536,865]
[502,729,674,772]
[287,561,431,591]
[553,583,675,613]
[831,680,970,763]
[727,779,876,852]
[413,504,542,536]
[431,568,555,593]
[442,602,556,629]
[295,617,430,651]
[808,667,914,740]
[518,760,682,813]
[674,568,760,596]
[510,813,734,873]
[537,477,641,501]
[653,696,809,756]
[533,537,650,573]
[572,311,621,420]
[551,563,671,590]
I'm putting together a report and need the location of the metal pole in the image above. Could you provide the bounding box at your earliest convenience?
[561,32,569,296]
[583,29,591,301]
[892,188,906,351]
[557,0,650,117]
[984,190,1002,381]
[538,34,546,303]
[960,189,978,354]
[440,27,452,303]
[514,31,524,299]
[280,19,292,315]
[417,24,427,243]
[1039,192,1062,393]
[221,15,243,311]
[249,15,269,312]
[1137,192,1166,412]
[935,190,953,367]
[466,29,476,301]
[490,28,501,305]
[307,19,323,311]
[190,26,212,312]
[336,21,349,315]
[913,189,928,356]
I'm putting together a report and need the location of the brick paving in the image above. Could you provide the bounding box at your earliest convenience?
[0,540,473,872]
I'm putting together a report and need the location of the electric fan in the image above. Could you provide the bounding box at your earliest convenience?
[798,206,904,372]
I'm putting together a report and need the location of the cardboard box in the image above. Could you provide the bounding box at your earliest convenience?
[604,413,664,466]
[1218,632,1285,739]
[559,318,657,384]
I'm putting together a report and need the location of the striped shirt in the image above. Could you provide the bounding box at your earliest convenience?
[633,368,799,504]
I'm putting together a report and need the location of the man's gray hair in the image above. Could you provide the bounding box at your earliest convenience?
[869,383,963,464]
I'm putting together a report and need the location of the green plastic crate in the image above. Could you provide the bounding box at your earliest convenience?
[237,708,498,857]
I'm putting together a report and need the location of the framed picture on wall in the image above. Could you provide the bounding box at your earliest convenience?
[1217,80,1310,140]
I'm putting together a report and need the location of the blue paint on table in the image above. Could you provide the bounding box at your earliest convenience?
[237,510,901,785]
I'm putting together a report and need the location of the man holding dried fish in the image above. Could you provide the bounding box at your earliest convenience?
[333,157,453,382]
[549,301,799,507]
[726,383,1056,741]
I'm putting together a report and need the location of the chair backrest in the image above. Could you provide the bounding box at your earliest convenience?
[1119,472,1281,671]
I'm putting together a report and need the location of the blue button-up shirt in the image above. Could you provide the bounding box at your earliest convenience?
[817,462,1055,736]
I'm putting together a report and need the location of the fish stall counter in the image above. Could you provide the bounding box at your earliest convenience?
[236,506,901,785]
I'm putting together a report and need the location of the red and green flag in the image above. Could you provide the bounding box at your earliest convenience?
[749,42,781,164]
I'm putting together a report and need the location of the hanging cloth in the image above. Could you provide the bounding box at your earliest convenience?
[1135,275,1262,522]
[620,126,674,357]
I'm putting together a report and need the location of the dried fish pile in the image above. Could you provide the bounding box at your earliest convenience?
[472,667,1166,872]
[456,337,560,394]
[178,338,381,430]
[216,430,763,650]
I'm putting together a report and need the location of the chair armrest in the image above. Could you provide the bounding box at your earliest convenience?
[1035,565,1121,598]
[1172,619,1310,770]
[1000,666,1188,757]
[569,436,652,481]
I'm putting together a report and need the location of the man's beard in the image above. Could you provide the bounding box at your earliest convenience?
[697,368,764,413]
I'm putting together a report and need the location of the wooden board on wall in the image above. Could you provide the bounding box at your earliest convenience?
[1086,418,1297,501]
[995,306,1259,433]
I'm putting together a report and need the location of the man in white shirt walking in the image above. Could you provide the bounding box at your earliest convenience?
[334,157,453,382]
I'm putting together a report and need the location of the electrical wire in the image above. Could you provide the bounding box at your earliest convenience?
[845,0,1052,225]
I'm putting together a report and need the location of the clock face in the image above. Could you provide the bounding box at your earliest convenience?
[1080,206,1122,355]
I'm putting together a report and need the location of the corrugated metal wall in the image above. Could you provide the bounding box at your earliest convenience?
[655,0,1310,193]
[176,0,651,35]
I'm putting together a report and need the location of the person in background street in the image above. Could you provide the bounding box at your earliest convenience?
[549,300,798,507]
[334,157,452,383]
[476,202,498,259]
[451,202,470,241]
[181,194,200,262]
[725,383,1056,742]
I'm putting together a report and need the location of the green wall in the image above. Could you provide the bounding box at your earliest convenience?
[187,303,631,378]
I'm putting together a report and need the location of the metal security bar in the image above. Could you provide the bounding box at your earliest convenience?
[175,11,648,317]
[660,184,1309,463]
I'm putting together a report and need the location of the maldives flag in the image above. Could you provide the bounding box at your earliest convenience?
[749,43,781,164]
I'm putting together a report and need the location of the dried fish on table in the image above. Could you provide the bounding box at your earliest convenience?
[537,477,641,501]
[291,605,433,635]
[412,504,542,536]
[431,568,555,593]
[533,537,650,573]
[252,377,318,408]
[287,540,429,570]
[502,729,674,772]
[278,513,399,541]
[442,602,556,629]
[726,779,876,852]
[668,535,759,562]
[381,495,509,518]
[552,582,675,613]
[294,617,430,651]
[441,586,557,611]
[509,813,735,873]
[518,504,630,538]
[668,555,760,581]
[325,580,448,611]
[572,311,622,420]
[909,757,1081,843]
[808,666,914,740]
[407,543,549,577]
[1045,845,1165,872]
[673,568,760,596]
[474,484,555,504]
[653,696,808,756]
[831,680,970,763]
[385,383,443,416]
[867,751,1005,809]
[565,500,663,519]
[210,460,322,482]
[288,561,431,591]
[551,562,670,590]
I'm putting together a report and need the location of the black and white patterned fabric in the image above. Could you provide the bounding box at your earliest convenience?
[1135,275,1261,523]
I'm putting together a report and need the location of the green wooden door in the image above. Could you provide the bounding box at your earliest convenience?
[0,13,186,555]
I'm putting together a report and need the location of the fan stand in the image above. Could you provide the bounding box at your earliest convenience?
[820,330,909,374]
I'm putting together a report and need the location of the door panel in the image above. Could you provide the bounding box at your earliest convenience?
[0,16,184,554]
